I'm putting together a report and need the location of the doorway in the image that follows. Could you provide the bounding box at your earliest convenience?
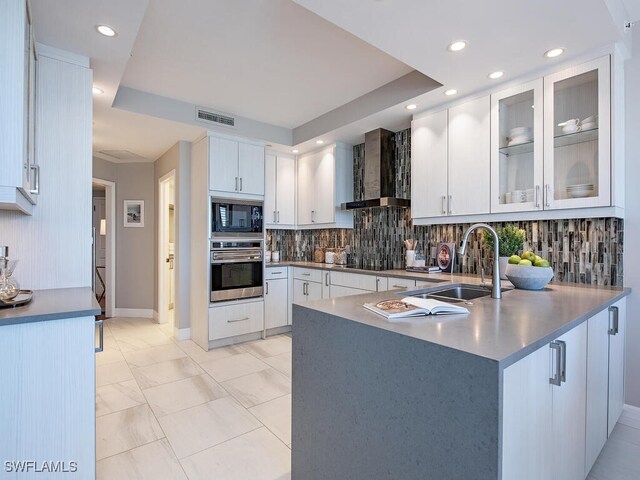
[158,171,176,330]
[92,178,116,318]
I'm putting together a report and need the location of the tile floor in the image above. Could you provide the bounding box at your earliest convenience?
[96,317,291,480]
[96,317,640,480]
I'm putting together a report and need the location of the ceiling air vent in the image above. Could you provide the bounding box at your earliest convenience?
[195,107,235,128]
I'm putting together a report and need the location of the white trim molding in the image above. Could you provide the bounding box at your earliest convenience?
[174,327,191,341]
[112,308,155,319]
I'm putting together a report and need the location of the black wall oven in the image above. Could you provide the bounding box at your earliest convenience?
[212,198,263,239]
[210,240,263,302]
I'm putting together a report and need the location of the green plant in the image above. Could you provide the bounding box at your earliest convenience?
[482,225,526,257]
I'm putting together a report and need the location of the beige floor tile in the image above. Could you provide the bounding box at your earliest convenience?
[96,405,164,460]
[611,423,640,447]
[180,427,291,480]
[97,361,134,387]
[263,352,292,377]
[107,317,157,330]
[222,368,290,408]
[619,410,640,430]
[116,331,174,352]
[96,438,186,480]
[200,353,269,382]
[96,347,125,367]
[588,436,640,480]
[241,335,292,359]
[176,339,245,364]
[159,396,261,459]
[132,357,203,389]
[144,374,228,417]
[123,343,187,368]
[96,379,146,417]
[249,394,292,445]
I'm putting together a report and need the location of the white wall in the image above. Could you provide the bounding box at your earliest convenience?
[0,51,92,289]
[154,141,191,330]
[624,28,640,408]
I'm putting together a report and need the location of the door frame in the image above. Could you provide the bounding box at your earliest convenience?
[158,170,176,327]
[92,177,116,318]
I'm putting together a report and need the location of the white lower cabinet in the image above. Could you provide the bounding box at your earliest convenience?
[265,278,288,329]
[502,321,587,480]
[293,278,323,303]
[208,300,264,341]
[585,298,626,474]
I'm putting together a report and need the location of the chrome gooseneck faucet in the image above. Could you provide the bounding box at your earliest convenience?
[460,223,501,299]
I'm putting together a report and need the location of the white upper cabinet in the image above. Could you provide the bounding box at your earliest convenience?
[209,135,264,197]
[447,96,491,216]
[265,152,295,228]
[543,56,610,210]
[296,144,353,228]
[411,110,448,218]
[0,0,37,214]
[411,96,490,220]
[491,79,544,213]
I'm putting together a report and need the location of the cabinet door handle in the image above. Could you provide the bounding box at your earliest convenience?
[311,210,315,223]
[227,317,250,323]
[95,319,103,353]
[29,164,40,195]
[609,305,619,335]
[442,196,446,215]
[549,341,562,386]
[448,195,452,215]
[535,185,541,208]
[376,278,380,291]
[273,211,277,223]
[235,177,239,191]
[545,184,551,208]
[325,272,329,287]
[559,340,567,383]
[277,211,280,223]
[265,281,269,295]
[239,177,243,191]
[304,282,309,296]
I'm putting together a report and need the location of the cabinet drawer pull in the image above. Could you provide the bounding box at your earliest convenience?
[392,284,407,289]
[549,341,562,386]
[29,164,40,195]
[609,305,619,335]
[301,273,311,276]
[545,184,551,207]
[271,271,283,275]
[227,316,250,323]
[95,319,103,353]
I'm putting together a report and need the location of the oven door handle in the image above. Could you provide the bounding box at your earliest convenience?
[211,258,263,264]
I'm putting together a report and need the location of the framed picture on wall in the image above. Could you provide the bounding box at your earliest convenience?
[124,200,145,227]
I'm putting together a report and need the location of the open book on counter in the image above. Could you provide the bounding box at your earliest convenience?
[363,296,469,319]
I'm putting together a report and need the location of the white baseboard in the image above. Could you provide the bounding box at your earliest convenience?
[152,310,159,321]
[624,403,640,414]
[174,327,191,341]
[113,308,154,319]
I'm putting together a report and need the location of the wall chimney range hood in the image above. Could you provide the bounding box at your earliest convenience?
[344,128,410,209]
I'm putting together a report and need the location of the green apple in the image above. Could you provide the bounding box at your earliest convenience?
[534,259,550,267]
[509,255,522,264]
[518,259,533,266]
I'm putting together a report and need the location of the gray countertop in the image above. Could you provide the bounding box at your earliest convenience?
[0,287,101,327]
[294,274,630,368]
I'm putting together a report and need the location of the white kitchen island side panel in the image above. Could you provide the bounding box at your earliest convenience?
[0,315,96,479]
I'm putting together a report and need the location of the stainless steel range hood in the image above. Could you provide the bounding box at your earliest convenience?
[344,128,410,210]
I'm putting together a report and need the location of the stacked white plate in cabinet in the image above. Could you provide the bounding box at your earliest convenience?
[507,126,533,146]
[567,184,594,198]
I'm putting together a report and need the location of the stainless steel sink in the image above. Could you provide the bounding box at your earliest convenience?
[409,284,510,303]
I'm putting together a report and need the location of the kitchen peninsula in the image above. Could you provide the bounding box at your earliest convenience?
[0,288,100,479]
[291,277,629,480]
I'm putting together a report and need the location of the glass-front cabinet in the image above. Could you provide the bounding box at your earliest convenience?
[491,79,543,213]
[543,56,610,209]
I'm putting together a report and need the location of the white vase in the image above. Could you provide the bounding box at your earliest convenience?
[498,256,509,280]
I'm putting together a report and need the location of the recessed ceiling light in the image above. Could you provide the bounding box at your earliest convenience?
[488,71,504,79]
[448,40,467,52]
[444,89,458,96]
[92,87,103,95]
[292,149,299,153]
[316,140,324,144]
[544,48,564,58]
[96,25,117,37]
[405,104,417,110]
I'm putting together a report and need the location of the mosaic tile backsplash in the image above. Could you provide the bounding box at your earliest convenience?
[267,129,624,286]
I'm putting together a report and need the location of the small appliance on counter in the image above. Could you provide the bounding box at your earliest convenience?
[436,242,456,273]
[0,246,32,308]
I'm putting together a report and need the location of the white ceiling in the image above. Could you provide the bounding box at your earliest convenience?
[30,0,632,161]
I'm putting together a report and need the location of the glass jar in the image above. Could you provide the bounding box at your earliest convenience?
[324,249,336,264]
[335,248,347,265]
[314,247,325,263]
[0,260,20,301]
